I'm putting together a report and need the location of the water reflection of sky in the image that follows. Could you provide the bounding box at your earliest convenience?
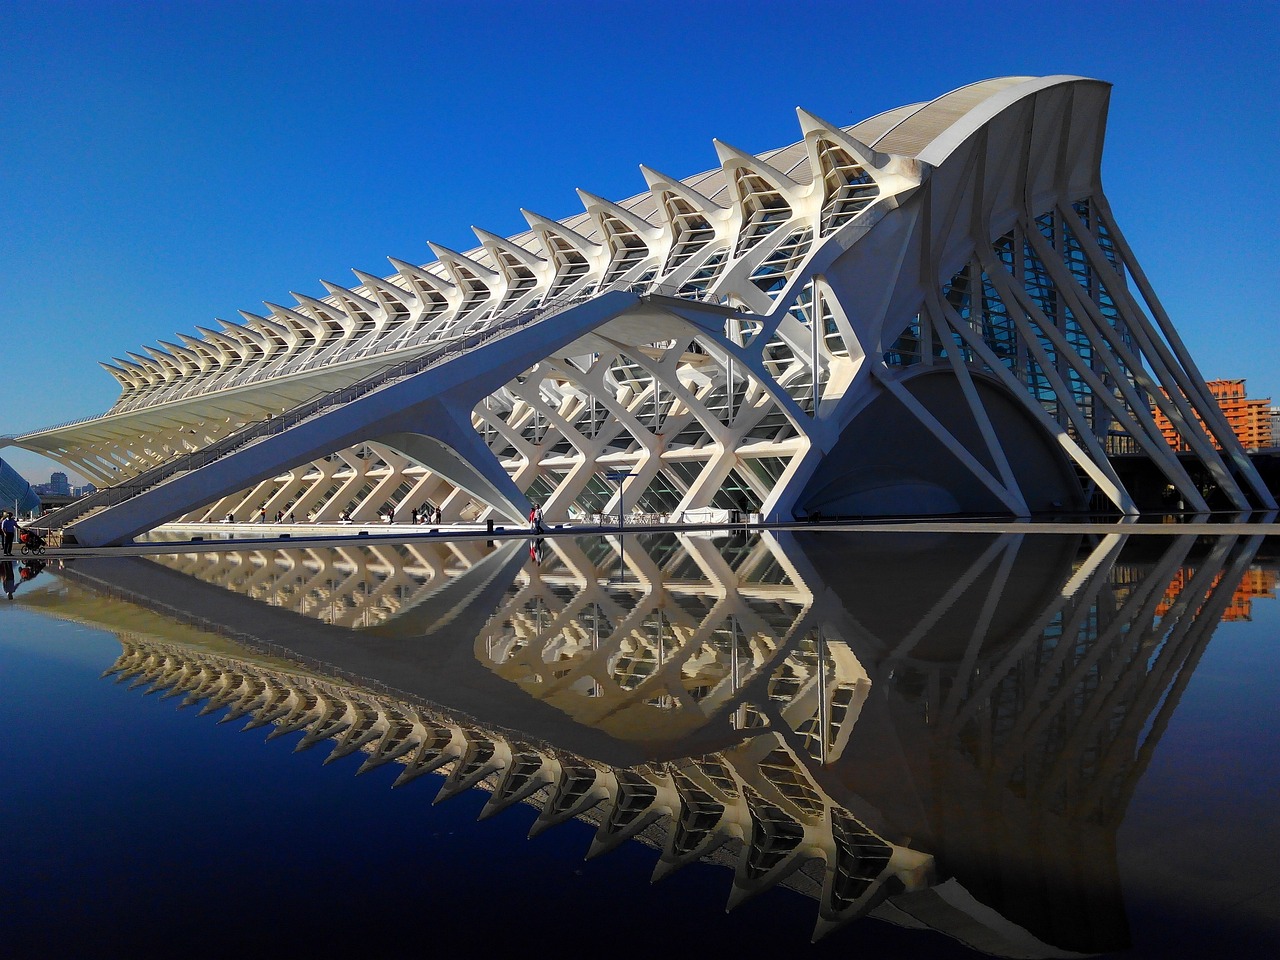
[1,531,1278,959]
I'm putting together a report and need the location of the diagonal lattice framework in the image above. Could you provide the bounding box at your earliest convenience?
[9,76,1272,543]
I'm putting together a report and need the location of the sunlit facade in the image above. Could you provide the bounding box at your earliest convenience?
[9,75,1274,545]
[1151,378,1273,451]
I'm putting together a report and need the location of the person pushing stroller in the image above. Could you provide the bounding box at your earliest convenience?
[19,527,46,555]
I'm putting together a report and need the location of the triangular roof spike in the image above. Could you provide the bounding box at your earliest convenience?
[98,360,135,387]
[426,241,500,284]
[216,318,267,347]
[157,338,196,357]
[471,226,547,269]
[260,304,324,342]
[177,332,212,351]
[194,324,237,347]
[156,340,201,372]
[193,325,246,360]
[320,280,380,320]
[289,290,357,333]
[351,269,421,310]
[638,164,729,214]
[320,279,374,305]
[575,188,664,239]
[712,138,803,193]
[386,257,456,299]
[112,355,145,371]
[650,857,685,883]
[125,351,164,379]
[725,879,755,913]
[520,209,603,254]
[810,915,850,943]
[289,289,341,315]
[143,344,178,363]
[220,318,285,361]
[238,311,296,344]
[795,107,895,174]
[143,346,185,379]
[176,333,219,368]
[107,366,142,392]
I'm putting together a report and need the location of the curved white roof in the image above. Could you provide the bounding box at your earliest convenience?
[485,76,1093,251]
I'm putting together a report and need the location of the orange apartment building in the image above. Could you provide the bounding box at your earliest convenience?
[1152,378,1273,451]
[1154,565,1278,622]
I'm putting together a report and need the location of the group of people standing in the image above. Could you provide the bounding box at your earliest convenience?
[225,505,445,524]
[411,505,443,525]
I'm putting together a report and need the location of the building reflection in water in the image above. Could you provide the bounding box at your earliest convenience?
[77,528,1265,957]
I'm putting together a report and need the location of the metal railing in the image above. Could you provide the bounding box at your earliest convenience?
[10,411,107,437]
[39,290,602,532]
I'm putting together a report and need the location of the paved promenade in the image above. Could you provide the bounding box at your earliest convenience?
[21,515,1280,560]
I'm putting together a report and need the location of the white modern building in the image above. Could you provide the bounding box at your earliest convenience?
[5,75,1273,545]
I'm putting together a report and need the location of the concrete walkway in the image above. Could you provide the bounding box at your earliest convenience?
[19,515,1280,560]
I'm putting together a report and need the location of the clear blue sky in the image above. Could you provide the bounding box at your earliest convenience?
[1,0,1277,483]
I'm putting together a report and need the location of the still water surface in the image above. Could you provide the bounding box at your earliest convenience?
[1,529,1277,958]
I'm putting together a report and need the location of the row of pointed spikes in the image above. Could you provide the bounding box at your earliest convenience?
[102,108,905,385]
[105,642,904,941]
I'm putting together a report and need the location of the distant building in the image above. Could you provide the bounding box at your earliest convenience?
[31,471,90,511]
[0,457,42,518]
[34,471,74,496]
[1156,565,1277,622]
[1152,379,1273,452]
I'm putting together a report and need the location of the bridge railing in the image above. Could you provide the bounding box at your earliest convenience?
[40,289,603,533]
[9,411,108,437]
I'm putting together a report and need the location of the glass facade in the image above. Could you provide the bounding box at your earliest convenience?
[0,457,41,517]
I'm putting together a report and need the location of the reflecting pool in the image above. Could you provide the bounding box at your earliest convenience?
[2,529,1278,958]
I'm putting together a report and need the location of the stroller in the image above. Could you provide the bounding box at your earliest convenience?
[19,527,46,556]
